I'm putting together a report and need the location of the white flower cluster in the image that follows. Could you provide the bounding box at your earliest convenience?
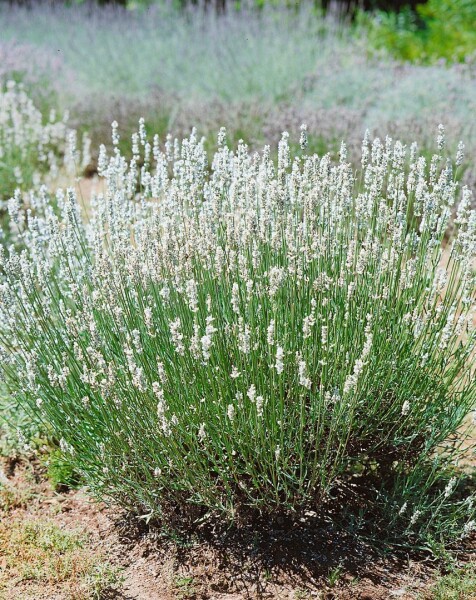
[0,82,88,205]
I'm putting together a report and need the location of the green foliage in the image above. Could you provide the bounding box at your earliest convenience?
[421,563,476,599]
[43,448,81,491]
[174,575,197,599]
[0,389,80,494]
[363,0,476,63]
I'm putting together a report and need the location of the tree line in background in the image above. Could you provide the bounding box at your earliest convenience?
[0,0,425,13]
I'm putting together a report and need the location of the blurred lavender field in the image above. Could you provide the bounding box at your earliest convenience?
[0,2,475,184]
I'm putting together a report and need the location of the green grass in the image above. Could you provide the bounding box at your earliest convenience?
[174,575,197,599]
[0,518,122,599]
[422,563,476,599]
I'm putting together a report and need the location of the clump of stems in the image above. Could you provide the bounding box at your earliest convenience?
[0,122,474,546]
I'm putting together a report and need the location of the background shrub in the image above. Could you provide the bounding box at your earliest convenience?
[0,82,90,247]
[364,0,476,63]
[0,82,71,201]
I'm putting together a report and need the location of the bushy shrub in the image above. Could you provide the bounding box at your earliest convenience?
[0,82,92,244]
[0,124,475,545]
[0,40,68,112]
[0,81,89,201]
[0,82,83,201]
[363,0,476,63]
[0,2,341,102]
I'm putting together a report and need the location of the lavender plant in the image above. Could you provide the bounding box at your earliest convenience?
[0,81,92,246]
[0,124,474,546]
[0,82,84,201]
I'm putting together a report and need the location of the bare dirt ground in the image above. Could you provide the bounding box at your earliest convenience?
[1,457,475,600]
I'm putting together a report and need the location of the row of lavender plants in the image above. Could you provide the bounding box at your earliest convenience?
[0,2,475,189]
